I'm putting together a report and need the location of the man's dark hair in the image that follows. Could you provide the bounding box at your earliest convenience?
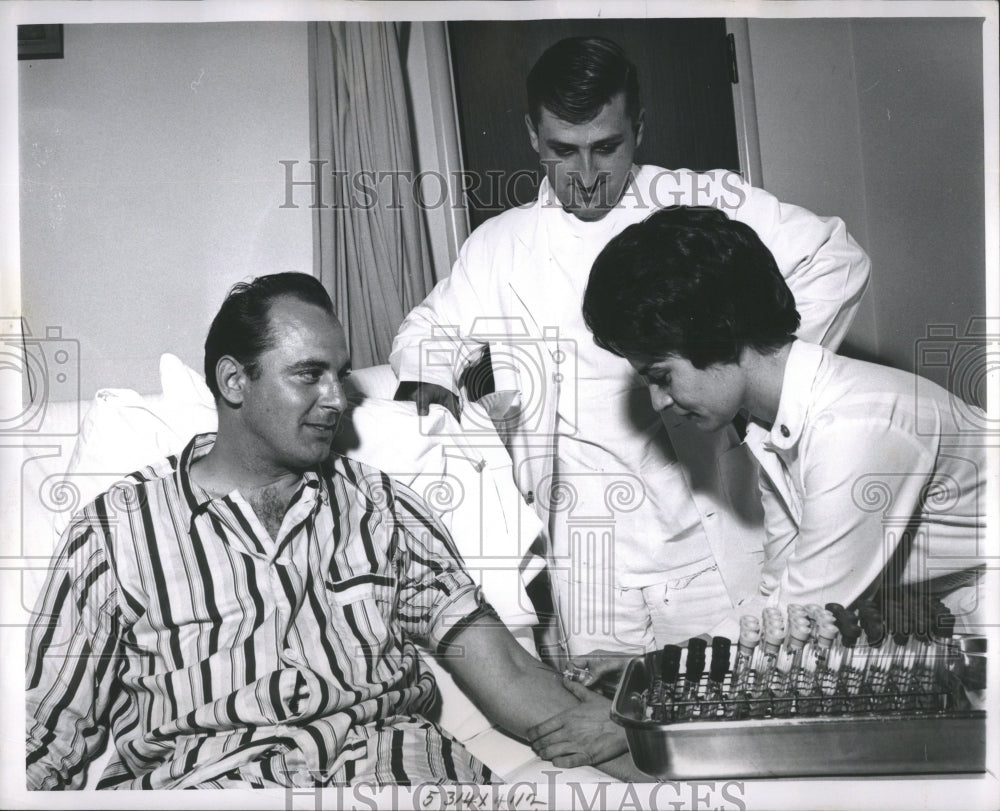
[583,206,800,369]
[526,36,641,128]
[204,272,335,400]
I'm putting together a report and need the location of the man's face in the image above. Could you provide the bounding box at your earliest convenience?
[526,92,643,222]
[629,353,746,432]
[235,296,350,475]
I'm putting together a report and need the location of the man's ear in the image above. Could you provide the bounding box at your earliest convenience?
[215,356,247,406]
[525,113,540,155]
[634,108,645,150]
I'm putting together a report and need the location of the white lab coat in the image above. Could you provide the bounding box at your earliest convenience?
[391,166,871,609]
[744,340,985,613]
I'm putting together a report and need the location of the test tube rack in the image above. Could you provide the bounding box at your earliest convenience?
[611,641,986,779]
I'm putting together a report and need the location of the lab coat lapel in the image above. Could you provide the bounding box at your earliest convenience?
[507,206,564,362]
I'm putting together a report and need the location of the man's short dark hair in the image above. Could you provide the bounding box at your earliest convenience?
[526,36,641,128]
[204,272,335,399]
[583,206,801,369]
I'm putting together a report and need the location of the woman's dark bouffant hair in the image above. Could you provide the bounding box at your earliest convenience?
[203,272,334,400]
[583,206,800,368]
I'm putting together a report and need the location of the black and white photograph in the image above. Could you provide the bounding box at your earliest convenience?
[1,1,997,809]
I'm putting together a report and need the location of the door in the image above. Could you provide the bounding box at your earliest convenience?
[448,19,741,230]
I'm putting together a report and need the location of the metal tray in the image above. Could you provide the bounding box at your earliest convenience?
[611,656,987,780]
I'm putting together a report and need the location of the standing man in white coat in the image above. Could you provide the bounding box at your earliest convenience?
[391,37,870,680]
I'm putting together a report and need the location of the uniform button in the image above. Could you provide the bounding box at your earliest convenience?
[780,425,790,438]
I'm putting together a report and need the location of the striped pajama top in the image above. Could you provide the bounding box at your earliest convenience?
[26,433,494,789]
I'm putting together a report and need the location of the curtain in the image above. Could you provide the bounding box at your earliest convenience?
[309,22,436,369]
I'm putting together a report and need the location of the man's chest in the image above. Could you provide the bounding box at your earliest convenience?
[115,503,403,683]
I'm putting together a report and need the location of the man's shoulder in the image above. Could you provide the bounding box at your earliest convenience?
[463,198,539,246]
[323,453,400,501]
[82,453,181,514]
[73,434,204,520]
[323,454,436,519]
[634,164,742,183]
[55,452,183,556]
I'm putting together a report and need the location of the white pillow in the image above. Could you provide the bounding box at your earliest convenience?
[158,352,217,413]
[56,355,217,530]
[64,389,182,473]
[67,357,215,468]
[343,364,399,400]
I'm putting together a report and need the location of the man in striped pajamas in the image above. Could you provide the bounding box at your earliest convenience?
[25,273,638,789]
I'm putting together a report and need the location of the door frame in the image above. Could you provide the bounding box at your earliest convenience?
[727,18,765,187]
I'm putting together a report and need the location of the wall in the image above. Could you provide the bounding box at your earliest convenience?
[851,18,986,375]
[747,17,986,385]
[18,22,314,399]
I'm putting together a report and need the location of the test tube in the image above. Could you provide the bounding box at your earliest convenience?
[889,629,918,710]
[773,619,809,716]
[913,639,940,711]
[782,618,813,714]
[804,604,824,639]
[930,603,963,707]
[750,623,785,717]
[859,606,893,710]
[652,644,683,722]
[726,617,761,719]
[805,622,839,715]
[702,636,731,720]
[832,622,864,713]
[677,638,707,720]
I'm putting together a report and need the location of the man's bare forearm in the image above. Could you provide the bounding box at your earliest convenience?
[441,617,640,777]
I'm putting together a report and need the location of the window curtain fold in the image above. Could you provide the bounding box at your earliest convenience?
[309,21,436,369]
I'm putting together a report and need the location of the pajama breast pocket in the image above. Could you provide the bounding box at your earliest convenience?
[327,579,398,659]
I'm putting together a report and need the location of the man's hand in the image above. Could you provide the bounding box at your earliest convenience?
[394,381,460,421]
[526,680,629,767]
